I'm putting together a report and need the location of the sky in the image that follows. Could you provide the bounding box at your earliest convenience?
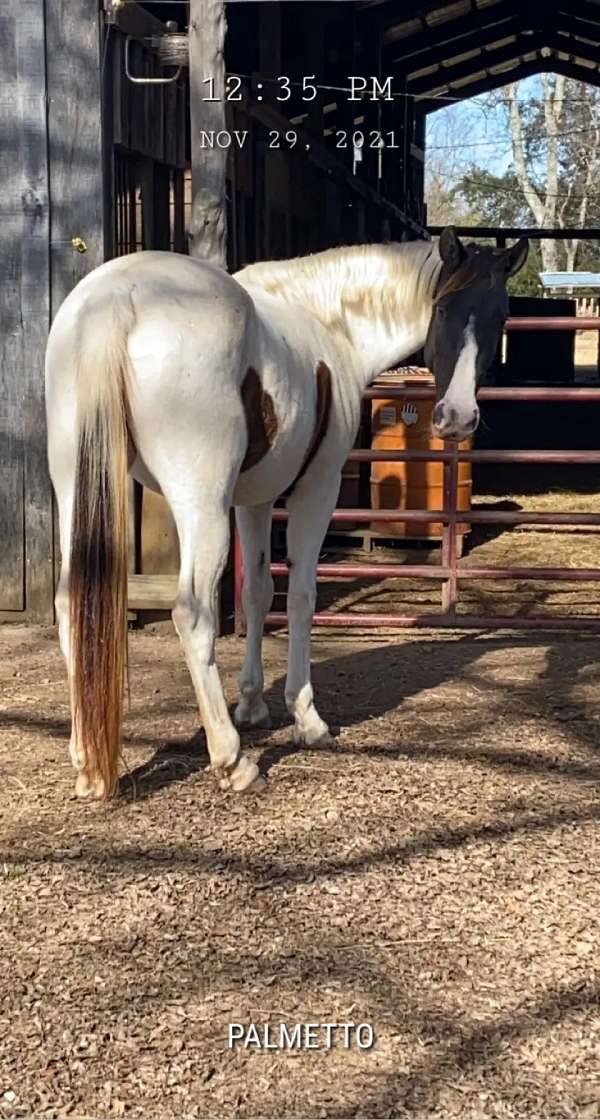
[425,75,541,179]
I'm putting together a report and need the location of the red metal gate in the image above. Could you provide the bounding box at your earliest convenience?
[235,317,600,633]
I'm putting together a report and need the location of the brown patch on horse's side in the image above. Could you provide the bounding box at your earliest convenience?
[240,367,278,472]
[284,360,333,498]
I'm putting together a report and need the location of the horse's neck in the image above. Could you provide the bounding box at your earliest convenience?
[236,242,442,385]
[340,243,442,381]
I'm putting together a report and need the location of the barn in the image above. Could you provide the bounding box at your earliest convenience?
[1,0,599,622]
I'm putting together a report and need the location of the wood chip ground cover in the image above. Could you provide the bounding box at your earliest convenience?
[0,623,599,1118]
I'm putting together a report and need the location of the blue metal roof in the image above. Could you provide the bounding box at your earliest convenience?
[539,272,600,289]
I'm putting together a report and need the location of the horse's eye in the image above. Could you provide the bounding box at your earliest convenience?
[436,304,447,320]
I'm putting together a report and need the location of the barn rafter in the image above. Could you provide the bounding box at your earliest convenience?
[354,0,600,107]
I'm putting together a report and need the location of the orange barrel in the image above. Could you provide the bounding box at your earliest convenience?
[370,369,472,539]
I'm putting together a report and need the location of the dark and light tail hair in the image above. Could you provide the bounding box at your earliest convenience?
[69,299,133,797]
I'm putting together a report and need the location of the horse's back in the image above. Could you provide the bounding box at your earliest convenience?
[56,249,248,303]
[51,251,253,348]
[45,252,258,493]
[47,250,257,406]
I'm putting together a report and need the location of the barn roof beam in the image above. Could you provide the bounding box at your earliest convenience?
[536,51,600,84]
[407,31,547,96]
[418,57,552,112]
[547,31,600,67]
[557,0,600,32]
[362,0,600,32]
[364,0,599,34]
[555,11,600,41]
[420,51,600,112]
[359,0,474,19]
[358,0,433,11]
[387,2,529,59]
[400,16,526,77]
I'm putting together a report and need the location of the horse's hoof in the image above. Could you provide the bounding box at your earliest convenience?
[292,723,334,748]
[75,771,106,799]
[217,754,265,793]
[314,730,335,747]
[240,772,267,794]
[233,702,272,731]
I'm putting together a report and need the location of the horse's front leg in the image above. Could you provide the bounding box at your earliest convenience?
[234,502,274,730]
[284,475,341,746]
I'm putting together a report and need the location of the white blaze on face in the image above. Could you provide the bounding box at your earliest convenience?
[443,314,478,425]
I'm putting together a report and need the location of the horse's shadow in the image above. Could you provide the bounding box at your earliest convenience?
[119,730,209,801]
[118,715,293,802]
[121,631,600,801]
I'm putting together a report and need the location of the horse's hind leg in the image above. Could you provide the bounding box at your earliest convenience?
[234,502,274,730]
[284,475,341,746]
[170,492,262,793]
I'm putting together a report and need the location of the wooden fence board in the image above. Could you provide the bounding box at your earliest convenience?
[128,573,177,611]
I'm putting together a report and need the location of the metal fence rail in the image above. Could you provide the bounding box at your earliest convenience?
[235,317,600,634]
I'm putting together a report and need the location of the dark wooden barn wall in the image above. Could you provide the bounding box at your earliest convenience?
[0,0,104,622]
[46,1,105,319]
[0,0,52,617]
[224,1,427,235]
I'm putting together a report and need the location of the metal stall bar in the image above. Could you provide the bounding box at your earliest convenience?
[235,317,600,634]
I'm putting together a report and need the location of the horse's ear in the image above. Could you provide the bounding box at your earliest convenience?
[499,238,529,277]
[438,226,466,273]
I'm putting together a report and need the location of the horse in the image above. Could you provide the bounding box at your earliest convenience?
[45,227,528,800]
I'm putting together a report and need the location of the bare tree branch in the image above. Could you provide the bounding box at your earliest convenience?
[508,82,545,227]
[565,87,600,271]
[542,74,563,231]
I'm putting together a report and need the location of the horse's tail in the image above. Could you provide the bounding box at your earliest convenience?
[69,295,134,799]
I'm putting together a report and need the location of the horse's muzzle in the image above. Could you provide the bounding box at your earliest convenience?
[431,401,480,441]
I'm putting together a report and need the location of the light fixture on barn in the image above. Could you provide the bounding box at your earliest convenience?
[124,22,189,85]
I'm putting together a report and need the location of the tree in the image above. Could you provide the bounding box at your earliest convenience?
[453,167,543,294]
[455,167,531,227]
[425,75,600,291]
[503,76,600,273]
[424,104,490,226]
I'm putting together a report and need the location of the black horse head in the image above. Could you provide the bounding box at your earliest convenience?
[424,227,528,440]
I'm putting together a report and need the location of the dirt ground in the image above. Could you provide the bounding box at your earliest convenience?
[1,620,599,1120]
[575,331,599,374]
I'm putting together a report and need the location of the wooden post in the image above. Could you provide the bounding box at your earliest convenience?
[0,1,49,615]
[19,0,54,620]
[188,0,228,267]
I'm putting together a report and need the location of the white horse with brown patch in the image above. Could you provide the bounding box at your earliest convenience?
[45,228,527,799]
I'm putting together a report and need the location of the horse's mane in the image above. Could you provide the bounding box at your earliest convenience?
[235,241,442,335]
